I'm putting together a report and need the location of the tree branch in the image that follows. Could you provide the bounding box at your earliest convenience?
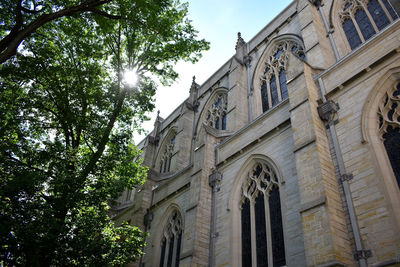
[88,7,121,19]
[0,0,114,64]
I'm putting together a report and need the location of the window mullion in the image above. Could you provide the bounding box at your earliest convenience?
[351,14,366,42]
[275,70,282,102]
[266,76,272,110]
[378,0,395,22]
[163,237,170,267]
[265,193,273,267]
[171,233,178,267]
[363,4,380,32]
[250,199,258,267]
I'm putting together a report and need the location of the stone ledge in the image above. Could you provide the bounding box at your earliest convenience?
[293,137,316,153]
[300,195,326,213]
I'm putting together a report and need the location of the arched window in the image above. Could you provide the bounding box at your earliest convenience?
[240,162,286,266]
[159,135,176,174]
[206,93,228,130]
[159,210,183,267]
[378,82,400,189]
[261,41,305,112]
[339,0,399,50]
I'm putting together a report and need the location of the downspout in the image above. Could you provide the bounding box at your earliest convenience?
[314,0,340,61]
[317,78,369,267]
[245,43,253,123]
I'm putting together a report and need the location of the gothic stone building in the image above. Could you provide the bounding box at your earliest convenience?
[113,0,400,266]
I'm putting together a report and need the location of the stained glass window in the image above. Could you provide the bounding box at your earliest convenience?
[160,135,175,174]
[341,0,397,50]
[160,211,183,267]
[269,186,286,267]
[368,0,390,30]
[355,9,376,40]
[279,69,288,101]
[343,19,362,50]
[383,126,400,189]
[379,83,400,190]
[261,82,269,112]
[382,0,399,20]
[240,162,286,266]
[206,93,228,130]
[261,40,305,113]
[270,76,279,107]
[159,239,166,267]
[241,199,252,267]
[255,194,268,267]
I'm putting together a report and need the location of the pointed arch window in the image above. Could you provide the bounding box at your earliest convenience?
[206,93,228,130]
[378,82,400,189]
[339,0,399,50]
[159,211,183,267]
[240,162,286,266]
[159,135,175,174]
[261,41,305,112]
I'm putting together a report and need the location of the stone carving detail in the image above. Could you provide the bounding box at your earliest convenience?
[162,211,182,240]
[261,40,305,82]
[240,163,278,204]
[378,83,400,139]
[205,93,228,130]
[338,0,367,22]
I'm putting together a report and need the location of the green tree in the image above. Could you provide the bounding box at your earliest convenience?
[0,1,209,266]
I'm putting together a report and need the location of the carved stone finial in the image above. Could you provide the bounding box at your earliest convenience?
[187,75,200,111]
[235,32,246,50]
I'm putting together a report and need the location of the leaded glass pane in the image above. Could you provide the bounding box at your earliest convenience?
[241,199,252,267]
[368,0,390,30]
[261,81,269,112]
[279,70,288,101]
[343,19,362,49]
[255,194,268,267]
[167,236,174,267]
[269,186,286,267]
[222,114,227,130]
[382,0,399,20]
[270,76,279,107]
[383,126,400,189]
[355,9,376,40]
[274,49,284,59]
[175,233,182,267]
[215,118,220,130]
[167,157,171,172]
[160,239,166,267]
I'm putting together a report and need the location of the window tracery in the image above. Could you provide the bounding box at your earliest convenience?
[378,82,400,188]
[240,162,286,266]
[339,0,398,50]
[260,41,305,112]
[159,135,176,174]
[159,211,183,267]
[206,93,227,130]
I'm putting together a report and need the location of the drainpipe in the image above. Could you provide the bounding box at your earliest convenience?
[317,78,370,267]
[313,0,340,61]
[245,43,253,123]
[209,169,222,267]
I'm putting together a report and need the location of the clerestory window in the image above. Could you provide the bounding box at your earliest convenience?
[159,135,176,174]
[340,0,399,50]
[240,162,286,266]
[206,93,228,130]
[261,41,305,113]
[159,211,183,267]
[378,82,400,189]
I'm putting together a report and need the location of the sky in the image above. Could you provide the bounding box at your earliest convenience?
[134,0,294,143]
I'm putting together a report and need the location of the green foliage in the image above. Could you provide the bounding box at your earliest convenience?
[0,1,209,266]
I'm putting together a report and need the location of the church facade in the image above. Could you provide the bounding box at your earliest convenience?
[113,0,400,266]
